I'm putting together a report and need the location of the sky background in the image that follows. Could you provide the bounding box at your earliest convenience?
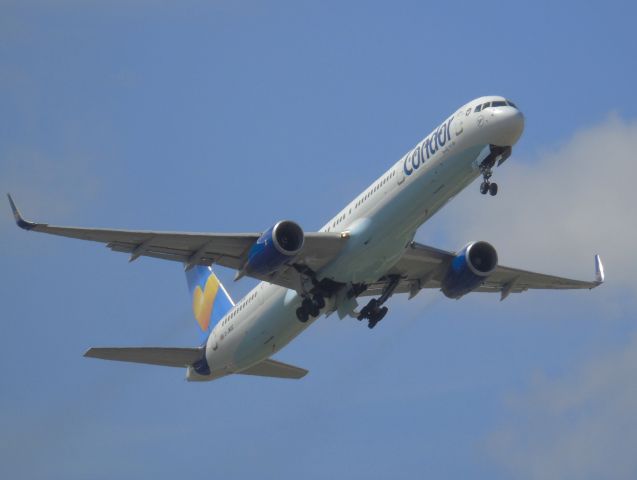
[1,1,636,479]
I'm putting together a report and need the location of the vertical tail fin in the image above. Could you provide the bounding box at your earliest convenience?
[185,266,234,344]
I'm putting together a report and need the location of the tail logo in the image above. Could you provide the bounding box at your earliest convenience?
[192,275,221,332]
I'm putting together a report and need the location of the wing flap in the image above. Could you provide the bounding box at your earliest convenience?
[84,347,203,368]
[237,359,308,379]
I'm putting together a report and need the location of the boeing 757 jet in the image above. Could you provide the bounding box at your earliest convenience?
[8,96,604,381]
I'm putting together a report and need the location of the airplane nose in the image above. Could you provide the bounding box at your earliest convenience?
[493,108,525,146]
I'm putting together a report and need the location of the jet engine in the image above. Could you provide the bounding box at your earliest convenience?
[441,241,498,299]
[245,221,305,275]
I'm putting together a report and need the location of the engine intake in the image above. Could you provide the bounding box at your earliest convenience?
[271,220,304,255]
[245,220,305,276]
[441,241,498,299]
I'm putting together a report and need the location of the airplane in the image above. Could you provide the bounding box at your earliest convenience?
[7,95,605,382]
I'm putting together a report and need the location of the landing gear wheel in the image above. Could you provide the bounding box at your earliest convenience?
[301,296,321,318]
[367,306,388,329]
[358,298,378,321]
[308,304,320,318]
[313,294,325,310]
[480,182,489,195]
[296,307,309,323]
[489,182,498,196]
[375,306,388,323]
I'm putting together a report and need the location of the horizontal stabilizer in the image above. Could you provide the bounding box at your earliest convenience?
[84,347,203,368]
[238,358,308,379]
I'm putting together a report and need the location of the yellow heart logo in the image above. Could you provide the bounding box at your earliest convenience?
[192,275,220,332]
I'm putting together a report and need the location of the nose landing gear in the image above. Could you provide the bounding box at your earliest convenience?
[480,179,498,196]
[478,145,511,196]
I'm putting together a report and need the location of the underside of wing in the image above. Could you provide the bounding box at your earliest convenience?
[7,195,347,291]
[359,241,452,297]
[480,267,599,290]
[363,241,603,299]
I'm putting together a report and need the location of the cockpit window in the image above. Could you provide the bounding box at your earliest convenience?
[492,100,507,107]
[506,100,518,108]
[474,104,482,112]
[481,102,491,110]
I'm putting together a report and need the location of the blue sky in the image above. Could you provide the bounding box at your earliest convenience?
[1,1,636,479]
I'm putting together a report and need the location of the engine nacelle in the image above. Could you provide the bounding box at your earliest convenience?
[441,241,498,299]
[245,220,305,276]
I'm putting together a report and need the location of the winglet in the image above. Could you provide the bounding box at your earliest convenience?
[7,194,37,230]
[594,254,605,285]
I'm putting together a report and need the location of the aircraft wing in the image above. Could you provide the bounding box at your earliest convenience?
[363,241,604,300]
[7,195,346,289]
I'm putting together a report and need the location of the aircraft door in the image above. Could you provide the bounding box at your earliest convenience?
[396,159,405,185]
[211,328,220,351]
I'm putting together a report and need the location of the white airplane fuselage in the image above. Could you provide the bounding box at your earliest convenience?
[193,96,525,381]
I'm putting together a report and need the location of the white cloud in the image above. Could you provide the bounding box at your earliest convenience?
[435,115,637,479]
[486,332,637,480]
[432,114,637,292]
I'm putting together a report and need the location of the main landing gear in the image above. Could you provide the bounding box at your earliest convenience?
[295,294,326,323]
[357,275,401,329]
[293,267,341,324]
[478,145,511,196]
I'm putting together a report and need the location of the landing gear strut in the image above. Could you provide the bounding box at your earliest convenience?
[357,275,401,329]
[478,145,511,196]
